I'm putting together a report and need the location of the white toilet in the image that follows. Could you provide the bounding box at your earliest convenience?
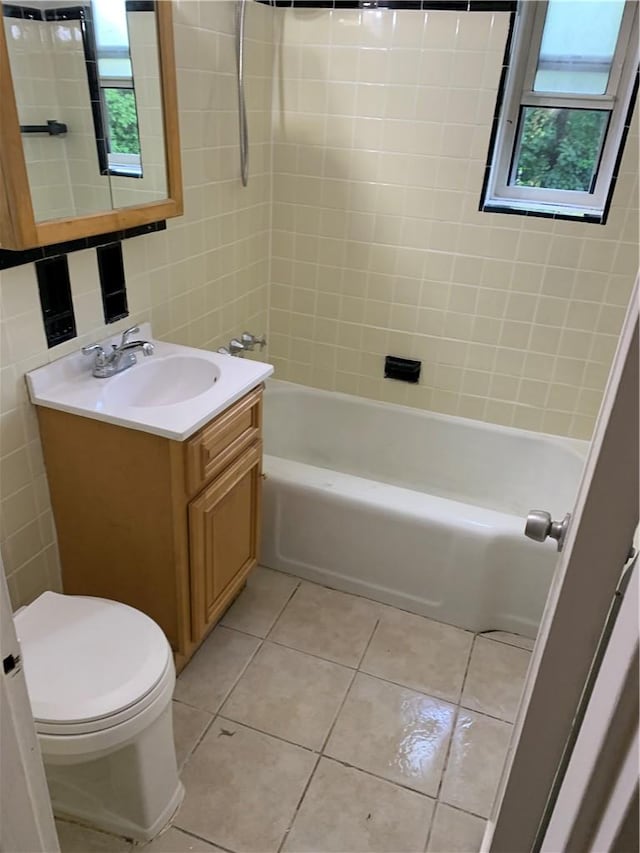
[14,591,184,841]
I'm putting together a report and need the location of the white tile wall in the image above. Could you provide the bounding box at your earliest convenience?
[268,7,638,439]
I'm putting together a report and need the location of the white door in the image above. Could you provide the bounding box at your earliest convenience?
[486,280,639,852]
[0,561,59,853]
[541,554,638,852]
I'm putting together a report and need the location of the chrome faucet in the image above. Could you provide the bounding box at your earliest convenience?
[82,326,154,378]
[217,333,267,358]
[241,332,267,352]
[217,338,247,357]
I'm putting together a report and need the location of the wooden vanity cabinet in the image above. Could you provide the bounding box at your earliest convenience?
[36,386,263,671]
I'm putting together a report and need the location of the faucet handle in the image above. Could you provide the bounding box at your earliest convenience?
[120,325,140,347]
[82,343,107,364]
[241,332,267,351]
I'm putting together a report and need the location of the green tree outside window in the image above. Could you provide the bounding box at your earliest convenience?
[514,107,609,192]
[104,88,141,155]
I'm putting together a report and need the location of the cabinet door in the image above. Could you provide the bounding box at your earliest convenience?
[189,441,262,641]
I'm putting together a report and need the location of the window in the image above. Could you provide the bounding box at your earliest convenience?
[482,0,638,223]
[93,0,143,178]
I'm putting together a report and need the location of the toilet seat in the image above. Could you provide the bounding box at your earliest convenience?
[34,658,174,737]
[15,592,172,735]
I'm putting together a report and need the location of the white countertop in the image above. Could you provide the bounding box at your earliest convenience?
[26,323,274,441]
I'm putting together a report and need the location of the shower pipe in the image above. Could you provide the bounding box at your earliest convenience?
[235,0,249,187]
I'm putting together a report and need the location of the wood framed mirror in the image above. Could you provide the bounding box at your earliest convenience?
[0,0,182,250]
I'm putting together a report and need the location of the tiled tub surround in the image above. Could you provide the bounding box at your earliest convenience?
[0,0,275,607]
[268,7,639,440]
[54,567,533,853]
[261,380,587,636]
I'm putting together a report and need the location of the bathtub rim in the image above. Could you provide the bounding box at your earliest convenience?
[265,378,590,463]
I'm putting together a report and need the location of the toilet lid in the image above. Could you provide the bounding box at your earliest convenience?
[15,592,171,726]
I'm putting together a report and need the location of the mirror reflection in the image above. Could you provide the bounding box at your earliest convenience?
[2,0,168,222]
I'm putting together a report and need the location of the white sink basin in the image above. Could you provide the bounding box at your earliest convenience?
[26,323,274,440]
[103,355,220,408]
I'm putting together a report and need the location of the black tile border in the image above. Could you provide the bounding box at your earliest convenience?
[478,10,515,215]
[601,70,639,226]
[97,242,129,324]
[35,255,77,348]
[44,5,85,21]
[0,220,166,271]
[125,1,156,11]
[2,4,43,19]
[256,0,516,9]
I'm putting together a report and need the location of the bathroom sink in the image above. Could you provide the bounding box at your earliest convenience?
[103,355,220,408]
[26,322,274,440]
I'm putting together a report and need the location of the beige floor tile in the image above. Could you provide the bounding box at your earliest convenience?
[481,630,535,651]
[221,566,300,637]
[141,827,225,852]
[221,642,353,749]
[462,637,531,722]
[325,673,456,796]
[175,720,316,852]
[427,804,486,852]
[56,820,131,852]
[361,608,473,702]
[283,758,434,853]
[440,709,512,818]
[268,582,379,667]
[172,701,213,769]
[174,626,260,713]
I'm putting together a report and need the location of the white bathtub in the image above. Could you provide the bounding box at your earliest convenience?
[261,380,588,637]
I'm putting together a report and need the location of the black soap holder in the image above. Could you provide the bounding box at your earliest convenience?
[384,355,421,384]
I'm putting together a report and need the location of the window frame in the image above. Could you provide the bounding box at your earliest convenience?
[482,0,639,222]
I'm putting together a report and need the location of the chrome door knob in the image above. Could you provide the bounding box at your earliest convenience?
[525,510,571,552]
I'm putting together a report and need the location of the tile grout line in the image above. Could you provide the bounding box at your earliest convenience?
[319,752,440,804]
[263,577,305,643]
[164,825,237,853]
[276,752,323,853]
[215,714,318,755]
[479,631,535,652]
[264,635,361,670]
[432,799,495,824]
[424,633,478,853]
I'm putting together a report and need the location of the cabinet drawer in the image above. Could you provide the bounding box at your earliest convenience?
[185,386,262,496]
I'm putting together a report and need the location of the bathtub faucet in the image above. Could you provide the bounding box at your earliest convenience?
[241,332,267,352]
[217,333,267,357]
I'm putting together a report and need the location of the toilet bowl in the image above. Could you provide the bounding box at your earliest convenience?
[15,591,184,841]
